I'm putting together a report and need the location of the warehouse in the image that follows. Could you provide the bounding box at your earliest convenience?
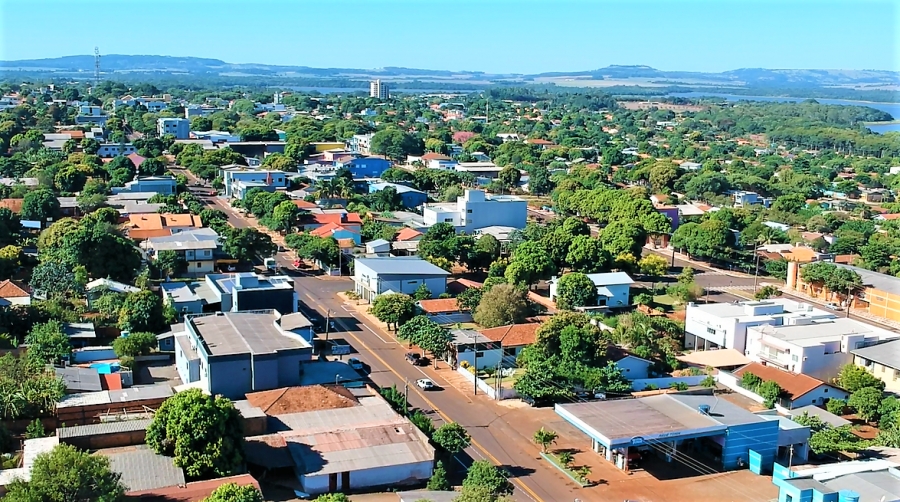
[555,394,779,474]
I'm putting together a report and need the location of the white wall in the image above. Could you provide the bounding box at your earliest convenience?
[301,461,433,495]
[456,365,518,400]
[630,375,706,391]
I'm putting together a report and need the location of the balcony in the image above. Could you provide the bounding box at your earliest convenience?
[756,351,790,370]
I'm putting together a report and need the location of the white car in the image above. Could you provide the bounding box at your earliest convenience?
[416,378,436,390]
[348,358,364,371]
[826,302,844,311]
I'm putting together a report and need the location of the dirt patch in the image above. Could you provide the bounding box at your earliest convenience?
[246,385,358,415]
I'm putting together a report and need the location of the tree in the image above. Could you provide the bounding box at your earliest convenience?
[848,387,884,422]
[222,227,277,263]
[146,389,245,478]
[758,380,784,409]
[505,241,554,286]
[528,165,554,195]
[3,444,126,502]
[638,254,668,278]
[554,272,597,310]
[837,363,885,392]
[156,250,187,278]
[370,128,423,162]
[24,321,71,364]
[469,234,501,271]
[0,245,22,279]
[457,287,483,311]
[111,332,157,358]
[807,424,869,456]
[397,315,452,360]
[202,483,262,502]
[118,290,166,333]
[454,485,513,502]
[270,200,300,233]
[826,398,847,416]
[21,189,60,222]
[557,450,574,467]
[432,422,471,454]
[598,221,645,258]
[473,283,529,328]
[413,283,432,301]
[754,285,782,300]
[649,161,678,192]
[313,495,350,502]
[532,427,558,453]
[369,293,416,331]
[462,460,512,496]
[497,166,521,190]
[427,460,451,491]
[565,235,609,273]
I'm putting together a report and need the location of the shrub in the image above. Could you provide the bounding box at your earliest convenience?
[826,398,846,415]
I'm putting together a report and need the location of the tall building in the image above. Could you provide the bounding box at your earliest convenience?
[157,118,190,139]
[369,79,389,99]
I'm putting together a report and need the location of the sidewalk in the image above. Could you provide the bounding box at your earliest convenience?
[646,246,755,279]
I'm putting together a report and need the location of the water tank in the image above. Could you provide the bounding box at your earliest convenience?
[837,490,859,502]
[698,404,711,415]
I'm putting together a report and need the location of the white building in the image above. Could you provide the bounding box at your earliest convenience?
[423,189,526,234]
[548,272,634,309]
[684,299,836,353]
[369,80,389,99]
[96,143,137,158]
[349,133,374,154]
[157,118,190,139]
[745,317,899,381]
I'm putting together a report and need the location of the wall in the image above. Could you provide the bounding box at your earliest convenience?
[456,365,518,400]
[251,355,280,392]
[301,461,434,495]
[278,351,309,387]
[854,355,900,393]
[462,198,527,233]
[630,375,706,391]
[716,371,766,405]
[455,347,502,371]
[208,355,254,399]
[602,284,631,309]
[71,347,116,363]
[722,420,779,470]
[60,428,147,450]
[235,288,294,314]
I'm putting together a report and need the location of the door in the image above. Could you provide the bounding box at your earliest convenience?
[329,473,337,491]
[341,471,350,491]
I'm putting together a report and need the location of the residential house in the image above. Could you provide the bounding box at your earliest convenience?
[732,362,848,408]
[454,162,503,179]
[448,329,501,370]
[175,310,313,399]
[786,261,900,325]
[480,323,540,365]
[112,175,177,195]
[127,213,204,241]
[340,157,391,178]
[368,182,427,209]
[676,349,751,372]
[852,338,900,393]
[420,153,457,170]
[157,117,190,139]
[744,317,899,381]
[55,366,103,393]
[353,257,450,302]
[423,189,527,234]
[366,238,391,255]
[304,212,362,233]
[163,272,297,317]
[309,221,361,245]
[96,143,137,158]
[63,322,98,348]
[75,105,108,126]
[144,228,221,275]
[348,133,374,154]
[221,166,288,199]
[101,445,186,495]
[605,347,654,380]
[396,227,423,242]
[548,272,634,309]
[85,278,140,308]
[679,161,702,171]
[730,190,773,208]
[684,299,836,352]
[0,279,31,306]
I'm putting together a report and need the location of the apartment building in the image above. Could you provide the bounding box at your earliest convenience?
[422,189,526,234]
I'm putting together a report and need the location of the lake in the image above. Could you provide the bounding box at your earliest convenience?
[668,91,900,134]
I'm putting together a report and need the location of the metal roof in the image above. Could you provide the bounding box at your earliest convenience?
[354,257,450,276]
[823,470,900,500]
[853,338,900,370]
[107,384,173,403]
[102,445,185,492]
[57,419,152,439]
[190,311,310,357]
[55,367,102,392]
[280,312,313,331]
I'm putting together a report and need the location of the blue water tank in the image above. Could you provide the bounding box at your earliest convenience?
[838,490,860,502]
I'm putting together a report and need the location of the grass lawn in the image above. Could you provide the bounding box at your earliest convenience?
[653,294,678,307]
[478,368,522,386]
[540,452,592,487]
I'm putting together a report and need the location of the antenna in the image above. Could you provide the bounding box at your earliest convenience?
[94,47,101,89]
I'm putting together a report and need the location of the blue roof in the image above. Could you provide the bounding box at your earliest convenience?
[355,257,450,276]
[369,182,424,195]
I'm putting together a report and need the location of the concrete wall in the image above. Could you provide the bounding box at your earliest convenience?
[630,375,707,391]
[277,351,309,387]
[252,355,280,392]
[854,355,900,393]
[616,356,652,380]
[456,365,518,400]
[455,347,502,371]
[60,429,147,450]
[209,355,254,399]
[301,460,434,495]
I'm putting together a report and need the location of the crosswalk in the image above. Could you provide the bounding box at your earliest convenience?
[705,285,758,291]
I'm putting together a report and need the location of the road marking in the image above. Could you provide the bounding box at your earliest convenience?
[303,293,544,502]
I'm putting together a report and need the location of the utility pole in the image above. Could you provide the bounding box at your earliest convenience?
[753,250,762,293]
[846,286,853,318]
[472,334,478,396]
[788,444,794,468]
[324,310,332,343]
[404,378,409,412]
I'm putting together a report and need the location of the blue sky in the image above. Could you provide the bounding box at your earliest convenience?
[1,0,897,73]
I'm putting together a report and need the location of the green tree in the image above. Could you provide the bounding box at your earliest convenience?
[754,285,782,300]
[505,241,554,286]
[598,221,645,258]
[413,283,432,301]
[826,398,847,415]
[118,290,166,333]
[848,387,884,422]
[156,250,187,278]
[565,235,609,273]
[638,254,668,278]
[457,287,483,311]
[497,166,521,191]
[427,460,451,490]
[408,409,435,437]
[454,485,513,502]
[21,189,60,222]
[24,418,46,439]
[370,128,423,162]
[432,422,471,454]
[807,425,869,456]
[473,283,529,328]
[222,227,277,263]
[554,272,597,310]
[0,245,22,279]
[397,315,451,360]
[270,200,300,233]
[837,363,885,392]
[3,444,126,502]
[532,427,558,453]
[758,380,784,409]
[202,483,262,502]
[24,321,71,364]
[462,460,512,496]
[111,332,157,358]
[146,389,245,478]
[528,165,554,195]
[369,293,416,331]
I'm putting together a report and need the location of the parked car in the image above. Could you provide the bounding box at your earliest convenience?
[405,352,424,365]
[348,358,364,371]
[826,302,844,310]
[522,395,554,408]
[416,378,436,390]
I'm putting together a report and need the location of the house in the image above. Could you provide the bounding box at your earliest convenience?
[353,257,450,302]
[852,338,900,393]
[127,213,203,241]
[157,117,190,139]
[606,347,654,380]
[0,437,60,494]
[417,298,461,316]
[96,143,137,158]
[366,238,391,255]
[309,222,361,245]
[221,167,288,199]
[0,279,31,306]
[340,157,391,178]
[679,161,702,171]
[128,474,260,501]
[175,310,313,399]
[112,175,177,195]
[368,182,427,208]
[423,189,527,234]
[142,229,219,276]
[75,105,108,126]
[63,322,98,348]
[396,227,423,242]
[101,445,186,494]
[548,272,634,309]
[786,261,900,325]
[556,393,780,472]
[480,323,540,364]
[448,329,500,370]
[732,362,848,408]
[454,162,503,179]
[684,299,836,352]
[421,153,457,170]
[163,273,297,317]
[243,385,434,495]
[744,317,899,381]
[304,212,363,233]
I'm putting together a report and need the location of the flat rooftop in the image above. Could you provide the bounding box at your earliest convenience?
[189,311,310,357]
[690,299,833,321]
[753,317,896,346]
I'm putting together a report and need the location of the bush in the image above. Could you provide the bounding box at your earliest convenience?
[740,372,763,390]
[826,398,847,415]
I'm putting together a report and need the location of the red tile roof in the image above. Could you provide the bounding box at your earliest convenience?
[309,222,359,238]
[447,278,483,294]
[421,152,451,161]
[733,362,830,400]
[128,474,260,502]
[396,227,423,241]
[127,152,147,168]
[0,199,23,213]
[0,279,30,298]
[311,213,362,226]
[479,323,540,347]
[417,298,460,314]
[292,200,318,210]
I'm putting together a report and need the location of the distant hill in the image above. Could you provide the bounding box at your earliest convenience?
[1,54,898,89]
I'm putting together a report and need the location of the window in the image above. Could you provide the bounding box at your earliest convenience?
[706,327,716,335]
[196,262,201,268]
[792,355,799,362]
[475,351,484,357]
[894,370,899,381]
[467,209,473,213]
[444,218,453,223]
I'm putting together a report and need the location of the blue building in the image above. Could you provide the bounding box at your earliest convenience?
[772,459,894,502]
[353,257,450,302]
[341,157,391,178]
[368,182,427,209]
[175,310,313,399]
[555,393,780,472]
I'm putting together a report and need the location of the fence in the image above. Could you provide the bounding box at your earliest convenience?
[630,375,707,391]
[456,366,518,400]
[717,370,765,404]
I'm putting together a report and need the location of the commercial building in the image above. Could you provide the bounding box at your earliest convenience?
[744,317,899,381]
[556,393,780,473]
[143,228,222,275]
[852,338,900,393]
[353,257,450,302]
[162,272,297,316]
[368,182,427,209]
[221,166,288,199]
[684,299,835,353]
[175,310,313,399]
[156,117,190,139]
[112,175,177,196]
[423,189,526,234]
[341,157,391,178]
[548,272,634,309]
[369,79,389,99]
[786,261,900,325]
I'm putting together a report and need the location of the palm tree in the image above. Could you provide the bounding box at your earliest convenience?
[533,427,558,453]
[557,451,574,467]
[577,465,592,484]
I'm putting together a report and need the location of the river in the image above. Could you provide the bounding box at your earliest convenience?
[668,92,900,134]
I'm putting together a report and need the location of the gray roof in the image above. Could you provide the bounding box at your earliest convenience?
[280,312,313,331]
[57,419,152,439]
[550,271,634,286]
[789,405,851,428]
[161,281,201,303]
[823,469,900,500]
[107,384,173,403]
[834,263,900,296]
[189,311,310,357]
[299,361,365,387]
[102,445,185,492]
[367,238,390,248]
[86,278,140,294]
[354,257,450,276]
[55,367,102,392]
[398,491,458,502]
[668,394,766,426]
[63,322,96,339]
[369,182,425,195]
[146,228,221,251]
[853,339,900,369]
